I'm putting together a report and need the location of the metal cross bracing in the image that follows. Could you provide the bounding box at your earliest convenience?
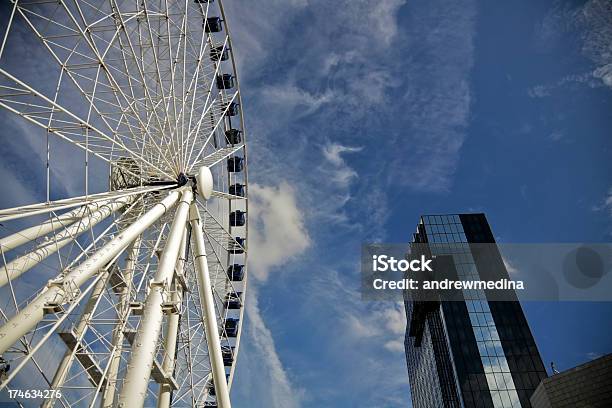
[0,0,249,406]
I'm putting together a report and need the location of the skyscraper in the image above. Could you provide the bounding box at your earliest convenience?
[404,213,547,408]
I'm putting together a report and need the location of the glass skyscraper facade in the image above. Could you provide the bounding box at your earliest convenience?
[404,213,547,408]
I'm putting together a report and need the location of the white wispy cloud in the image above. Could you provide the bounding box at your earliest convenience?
[248,182,311,282]
[260,85,335,119]
[527,71,602,98]
[591,187,612,218]
[223,0,309,78]
[503,257,522,277]
[302,267,410,404]
[321,142,363,188]
[578,0,612,88]
[306,267,405,349]
[384,0,477,192]
[243,287,304,408]
[530,0,612,96]
[233,180,309,407]
[322,143,363,167]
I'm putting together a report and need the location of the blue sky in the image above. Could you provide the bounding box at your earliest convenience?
[0,0,610,407]
[223,0,612,407]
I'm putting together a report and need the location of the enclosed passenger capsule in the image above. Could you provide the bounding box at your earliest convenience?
[224,102,240,116]
[207,379,216,396]
[224,292,242,310]
[222,346,235,366]
[227,264,245,281]
[225,129,242,145]
[204,17,223,33]
[224,318,239,337]
[230,210,246,227]
[230,237,245,254]
[210,45,229,62]
[216,74,234,90]
[227,157,243,172]
[205,374,229,397]
[229,183,245,197]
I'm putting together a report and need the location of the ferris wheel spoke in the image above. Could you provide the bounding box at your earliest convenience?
[138,0,177,156]
[187,90,239,170]
[0,201,95,254]
[210,190,246,201]
[182,39,231,167]
[200,205,244,253]
[168,0,211,173]
[175,0,210,173]
[176,0,197,172]
[108,1,184,174]
[191,143,244,171]
[50,0,178,175]
[0,198,129,288]
[0,1,17,60]
[104,9,162,136]
[0,184,173,222]
[13,4,156,155]
[70,6,175,178]
[163,0,182,178]
[180,7,218,158]
[0,68,173,180]
[0,197,131,289]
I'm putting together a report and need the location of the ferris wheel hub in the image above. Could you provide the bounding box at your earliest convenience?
[177,173,189,187]
[196,166,214,200]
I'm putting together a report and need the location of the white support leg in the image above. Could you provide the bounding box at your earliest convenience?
[0,190,182,355]
[157,229,187,408]
[155,283,183,407]
[190,203,232,408]
[0,197,131,288]
[102,238,141,408]
[157,230,187,408]
[42,270,110,408]
[117,190,193,408]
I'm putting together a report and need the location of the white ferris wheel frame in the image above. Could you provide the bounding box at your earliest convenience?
[0,0,249,407]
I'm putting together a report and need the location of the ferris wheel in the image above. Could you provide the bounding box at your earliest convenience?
[0,0,247,407]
